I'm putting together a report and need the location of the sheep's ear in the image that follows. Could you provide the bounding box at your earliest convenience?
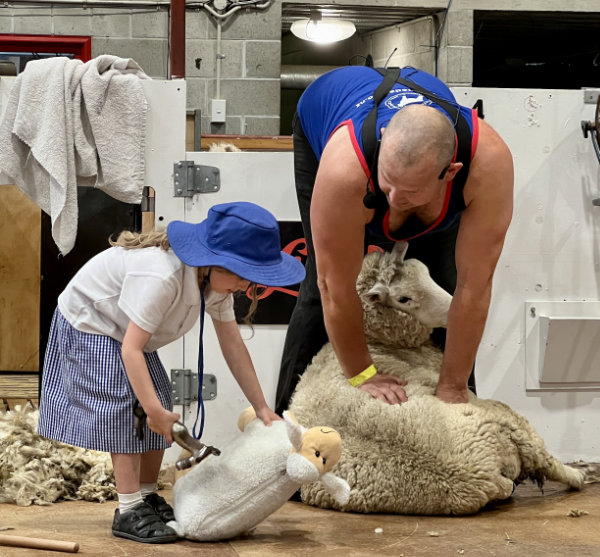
[284,411,304,451]
[392,241,409,263]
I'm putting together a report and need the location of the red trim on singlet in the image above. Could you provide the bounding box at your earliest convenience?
[330,119,372,180]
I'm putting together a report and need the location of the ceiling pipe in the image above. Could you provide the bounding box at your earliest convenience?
[280,64,339,89]
[170,0,185,79]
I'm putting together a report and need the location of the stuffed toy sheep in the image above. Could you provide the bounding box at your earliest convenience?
[168,408,350,540]
[289,242,585,515]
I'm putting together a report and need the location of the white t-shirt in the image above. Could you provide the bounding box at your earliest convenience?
[58,246,235,352]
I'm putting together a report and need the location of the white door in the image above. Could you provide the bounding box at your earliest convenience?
[160,150,299,454]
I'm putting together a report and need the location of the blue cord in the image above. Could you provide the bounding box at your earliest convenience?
[192,280,207,439]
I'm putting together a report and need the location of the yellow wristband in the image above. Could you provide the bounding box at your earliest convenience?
[348,364,377,387]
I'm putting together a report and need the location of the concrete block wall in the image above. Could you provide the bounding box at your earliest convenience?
[0,5,169,77]
[185,3,281,135]
[436,9,473,86]
[2,1,596,134]
[363,16,437,75]
[360,12,474,86]
[0,2,281,136]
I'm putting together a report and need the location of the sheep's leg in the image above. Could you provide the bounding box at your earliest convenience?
[494,475,517,501]
[543,458,585,490]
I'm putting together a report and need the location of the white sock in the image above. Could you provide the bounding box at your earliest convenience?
[118,491,143,514]
[140,483,157,498]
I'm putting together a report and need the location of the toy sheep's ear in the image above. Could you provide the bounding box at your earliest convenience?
[320,472,351,506]
[392,241,409,263]
[237,406,257,432]
[283,411,305,451]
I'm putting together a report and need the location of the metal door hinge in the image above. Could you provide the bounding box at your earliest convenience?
[171,369,217,406]
[173,161,220,197]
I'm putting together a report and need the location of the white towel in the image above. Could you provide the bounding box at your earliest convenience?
[0,55,149,255]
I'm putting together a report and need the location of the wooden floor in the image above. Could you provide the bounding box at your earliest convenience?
[0,481,598,556]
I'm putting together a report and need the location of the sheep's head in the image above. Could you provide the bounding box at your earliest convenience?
[357,242,452,348]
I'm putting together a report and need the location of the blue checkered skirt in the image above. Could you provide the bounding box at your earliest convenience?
[38,308,172,453]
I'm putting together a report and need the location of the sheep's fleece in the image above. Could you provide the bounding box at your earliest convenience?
[0,405,116,506]
[289,243,588,515]
[0,405,172,506]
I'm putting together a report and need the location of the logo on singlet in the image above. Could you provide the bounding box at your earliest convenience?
[384,91,430,110]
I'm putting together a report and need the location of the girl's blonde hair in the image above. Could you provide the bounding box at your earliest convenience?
[110,230,258,324]
[109,229,170,250]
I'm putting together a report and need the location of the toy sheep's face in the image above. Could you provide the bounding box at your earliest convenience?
[298,427,342,475]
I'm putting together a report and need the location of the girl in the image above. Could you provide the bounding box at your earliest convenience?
[38,201,305,544]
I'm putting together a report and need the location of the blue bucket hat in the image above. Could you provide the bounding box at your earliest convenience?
[166,201,306,287]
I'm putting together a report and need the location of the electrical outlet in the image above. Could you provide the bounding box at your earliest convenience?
[211,99,227,123]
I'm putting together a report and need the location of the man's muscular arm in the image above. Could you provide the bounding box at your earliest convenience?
[312,128,407,404]
[435,120,514,402]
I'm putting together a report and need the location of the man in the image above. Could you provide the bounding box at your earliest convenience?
[276,66,513,413]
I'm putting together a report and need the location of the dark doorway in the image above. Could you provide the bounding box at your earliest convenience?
[39,189,141,386]
[473,11,600,89]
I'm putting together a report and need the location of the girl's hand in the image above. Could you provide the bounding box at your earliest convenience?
[255,406,283,427]
[147,407,181,443]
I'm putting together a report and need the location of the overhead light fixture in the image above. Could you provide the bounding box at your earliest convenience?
[290,12,356,44]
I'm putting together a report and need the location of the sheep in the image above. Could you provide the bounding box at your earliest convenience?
[289,242,585,515]
[168,408,350,541]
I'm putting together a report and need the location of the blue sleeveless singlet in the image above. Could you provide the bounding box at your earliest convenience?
[296,66,479,241]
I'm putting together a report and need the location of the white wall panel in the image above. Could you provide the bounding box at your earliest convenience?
[454,87,600,461]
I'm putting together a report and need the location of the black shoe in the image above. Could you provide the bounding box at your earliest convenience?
[112,501,178,543]
[144,493,175,523]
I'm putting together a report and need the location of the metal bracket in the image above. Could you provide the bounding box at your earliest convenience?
[173,161,220,197]
[583,88,600,104]
[141,185,155,212]
[171,369,217,406]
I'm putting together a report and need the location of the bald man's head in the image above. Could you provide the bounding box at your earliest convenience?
[380,104,456,173]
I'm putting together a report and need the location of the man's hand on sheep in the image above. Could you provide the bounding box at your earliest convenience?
[434,383,470,404]
[359,373,408,404]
